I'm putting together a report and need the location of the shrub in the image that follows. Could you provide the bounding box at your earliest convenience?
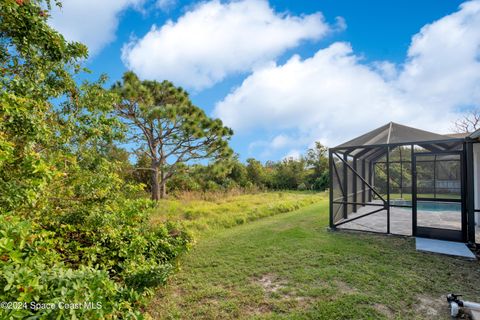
[0,1,191,318]
[0,214,137,319]
[204,181,220,191]
[297,183,307,191]
[313,172,329,191]
[0,198,191,319]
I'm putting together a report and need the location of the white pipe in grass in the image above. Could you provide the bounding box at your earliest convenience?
[447,294,480,318]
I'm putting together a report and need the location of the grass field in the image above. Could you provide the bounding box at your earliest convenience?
[150,191,325,236]
[149,193,480,319]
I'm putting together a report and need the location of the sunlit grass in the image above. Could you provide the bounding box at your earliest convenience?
[150,191,327,236]
[149,197,480,319]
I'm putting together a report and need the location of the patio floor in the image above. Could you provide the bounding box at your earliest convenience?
[336,201,480,240]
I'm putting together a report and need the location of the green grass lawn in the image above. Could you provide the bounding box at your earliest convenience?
[148,195,480,319]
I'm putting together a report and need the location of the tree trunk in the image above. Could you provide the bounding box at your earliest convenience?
[160,171,167,199]
[151,161,160,201]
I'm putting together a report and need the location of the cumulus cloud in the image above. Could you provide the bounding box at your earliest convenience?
[397,0,480,108]
[49,0,144,56]
[121,0,332,90]
[215,42,415,142]
[247,133,308,158]
[214,0,480,151]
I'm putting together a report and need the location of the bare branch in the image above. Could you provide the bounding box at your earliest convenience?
[454,109,480,133]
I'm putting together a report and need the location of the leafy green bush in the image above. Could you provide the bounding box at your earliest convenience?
[0,199,191,319]
[0,142,191,318]
[297,182,307,191]
[313,172,329,191]
[0,1,193,318]
[0,214,134,319]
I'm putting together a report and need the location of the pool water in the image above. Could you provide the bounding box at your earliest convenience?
[391,200,461,212]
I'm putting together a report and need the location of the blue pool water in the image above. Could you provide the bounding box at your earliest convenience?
[391,200,461,212]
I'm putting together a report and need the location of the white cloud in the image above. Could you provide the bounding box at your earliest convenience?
[121,0,331,90]
[155,0,177,12]
[248,133,312,154]
[215,42,415,140]
[49,0,144,56]
[372,61,398,80]
[333,16,347,32]
[271,134,294,149]
[214,0,480,151]
[283,149,301,160]
[397,0,480,108]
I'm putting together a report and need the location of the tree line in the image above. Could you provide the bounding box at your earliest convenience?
[123,141,329,196]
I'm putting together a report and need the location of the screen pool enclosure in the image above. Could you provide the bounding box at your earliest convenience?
[329,122,480,244]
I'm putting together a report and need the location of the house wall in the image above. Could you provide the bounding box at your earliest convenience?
[474,143,480,226]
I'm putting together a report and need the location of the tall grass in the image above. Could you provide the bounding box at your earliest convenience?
[150,191,327,235]
[170,187,260,202]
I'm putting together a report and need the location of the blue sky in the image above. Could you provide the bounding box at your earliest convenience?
[49,0,480,161]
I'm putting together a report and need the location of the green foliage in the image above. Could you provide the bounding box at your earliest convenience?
[0,214,139,319]
[313,171,329,191]
[305,142,329,176]
[297,182,307,191]
[1,0,191,318]
[269,158,307,189]
[0,191,191,319]
[243,158,265,187]
[152,143,330,195]
[0,0,86,212]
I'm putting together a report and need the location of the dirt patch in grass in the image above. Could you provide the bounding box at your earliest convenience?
[170,287,185,299]
[291,295,316,309]
[334,280,358,295]
[245,303,274,317]
[254,274,287,294]
[252,274,316,313]
[374,303,394,319]
[414,295,449,319]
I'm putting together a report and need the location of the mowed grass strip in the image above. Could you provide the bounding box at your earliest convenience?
[149,198,480,319]
[150,191,325,236]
